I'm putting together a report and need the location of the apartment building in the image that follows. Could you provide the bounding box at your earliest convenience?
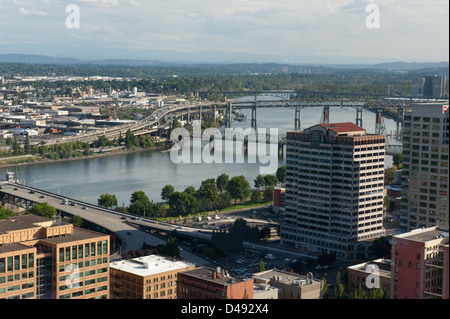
[0,214,110,299]
[347,258,392,297]
[280,122,386,258]
[400,103,449,231]
[390,226,449,299]
[109,254,195,299]
[177,266,254,299]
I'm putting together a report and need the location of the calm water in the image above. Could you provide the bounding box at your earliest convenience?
[1,107,399,206]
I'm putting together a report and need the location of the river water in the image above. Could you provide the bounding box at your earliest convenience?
[1,107,400,206]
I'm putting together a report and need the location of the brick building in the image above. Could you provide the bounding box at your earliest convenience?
[0,214,110,299]
[109,254,194,299]
[177,266,254,299]
[391,226,449,299]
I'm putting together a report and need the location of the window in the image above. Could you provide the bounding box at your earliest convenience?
[22,254,27,269]
[65,247,70,261]
[0,258,5,274]
[12,256,19,271]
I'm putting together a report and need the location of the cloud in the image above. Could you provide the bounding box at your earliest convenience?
[79,0,119,6]
[19,7,47,16]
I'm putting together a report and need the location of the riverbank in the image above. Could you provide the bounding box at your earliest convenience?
[0,145,166,170]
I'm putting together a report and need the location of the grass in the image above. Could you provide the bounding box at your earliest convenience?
[0,155,45,165]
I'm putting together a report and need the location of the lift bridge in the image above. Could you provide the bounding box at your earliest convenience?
[209,94,408,156]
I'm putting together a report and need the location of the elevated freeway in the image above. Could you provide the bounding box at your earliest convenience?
[0,181,214,265]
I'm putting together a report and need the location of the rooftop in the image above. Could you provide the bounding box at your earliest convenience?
[110,254,194,277]
[179,266,249,285]
[319,122,366,134]
[253,269,322,286]
[347,258,393,277]
[394,226,449,244]
[0,214,58,234]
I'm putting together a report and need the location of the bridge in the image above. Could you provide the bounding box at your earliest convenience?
[40,91,448,157]
[0,180,215,265]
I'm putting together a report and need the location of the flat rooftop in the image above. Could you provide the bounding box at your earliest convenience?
[41,227,109,244]
[110,255,194,277]
[395,226,449,244]
[0,214,57,234]
[179,266,249,285]
[347,258,392,277]
[253,269,322,286]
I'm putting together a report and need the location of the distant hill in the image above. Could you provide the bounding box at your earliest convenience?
[0,54,163,66]
[0,54,448,75]
[372,61,449,70]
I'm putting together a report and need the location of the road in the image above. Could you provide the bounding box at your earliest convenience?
[43,101,221,146]
[0,182,214,266]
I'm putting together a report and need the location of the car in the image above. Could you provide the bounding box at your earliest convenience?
[82,206,88,210]
[39,195,45,198]
[70,202,77,206]
[214,215,220,219]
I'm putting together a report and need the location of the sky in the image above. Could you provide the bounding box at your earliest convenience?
[0,0,448,64]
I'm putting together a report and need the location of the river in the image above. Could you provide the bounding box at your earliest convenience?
[1,106,400,206]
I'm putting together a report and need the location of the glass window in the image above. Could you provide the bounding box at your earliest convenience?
[65,247,70,261]
[102,241,108,255]
[14,256,20,271]
[0,258,5,274]
[71,246,77,260]
[78,245,83,259]
[21,254,27,270]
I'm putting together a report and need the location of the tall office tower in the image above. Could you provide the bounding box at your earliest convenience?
[280,123,386,259]
[390,226,449,299]
[0,215,110,299]
[400,103,449,231]
[411,78,426,98]
[412,75,447,99]
[423,75,447,99]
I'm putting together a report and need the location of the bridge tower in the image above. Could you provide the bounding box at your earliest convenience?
[375,109,387,136]
[355,106,363,127]
[251,95,258,129]
[294,106,301,130]
[396,105,404,138]
[225,103,233,128]
[320,106,330,124]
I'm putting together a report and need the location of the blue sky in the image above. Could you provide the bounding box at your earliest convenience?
[0,0,448,63]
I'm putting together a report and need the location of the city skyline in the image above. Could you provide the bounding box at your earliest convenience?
[0,0,448,64]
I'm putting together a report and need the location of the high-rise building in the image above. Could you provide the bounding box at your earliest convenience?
[0,214,110,299]
[411,75,447,99]
[400,103,449,231]
[280,123,386,258]
[390,226,449,299]
[109,254,195,299]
